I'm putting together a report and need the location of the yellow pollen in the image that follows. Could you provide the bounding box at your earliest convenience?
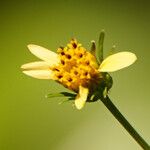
[51,39,102,93]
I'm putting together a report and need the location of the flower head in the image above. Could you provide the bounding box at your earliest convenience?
[21,38,137,109]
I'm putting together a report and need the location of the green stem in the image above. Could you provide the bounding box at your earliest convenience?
[100,96,150,150]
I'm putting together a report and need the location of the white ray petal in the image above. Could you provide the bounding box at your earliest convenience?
[21,61,50,70]
[27,44,60,66]
[99,52,137,72]
[75,86,89,110]
[22,70,54,79]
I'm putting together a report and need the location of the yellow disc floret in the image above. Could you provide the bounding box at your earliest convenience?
[51,39,102,93]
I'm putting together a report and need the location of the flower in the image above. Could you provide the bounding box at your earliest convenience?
[21,39,137,109]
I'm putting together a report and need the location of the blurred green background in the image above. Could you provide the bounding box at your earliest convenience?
[0,0,150,150]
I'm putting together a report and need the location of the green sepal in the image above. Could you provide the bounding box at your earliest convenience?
[103,87,108,98]
[103,73,113,90]
[90,40,96,55]
[90,91,102,102]
[58,99,71,105]
[45,92,76,100]
[89,73,113,102]
[97,30,105,64]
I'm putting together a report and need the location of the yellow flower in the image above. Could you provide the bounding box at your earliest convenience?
[21,39,137,110]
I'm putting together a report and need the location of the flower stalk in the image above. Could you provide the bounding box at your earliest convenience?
[100,96,150,150]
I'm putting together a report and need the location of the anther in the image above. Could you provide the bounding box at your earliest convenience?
[85,61,90,65]
[74,71,78,75]
[61,52,65,55]
[61,60,65,65]
[57,75,63,79]
[53,68,59,71]
[68,78,72,82]
[84,72,88,76]
[72,43,77,48]
[66,54,71,59]
[78,53,83,58]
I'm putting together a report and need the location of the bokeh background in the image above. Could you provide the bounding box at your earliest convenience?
[0,0,150,150]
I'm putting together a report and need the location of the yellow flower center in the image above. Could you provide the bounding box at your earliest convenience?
[51,39,102,93]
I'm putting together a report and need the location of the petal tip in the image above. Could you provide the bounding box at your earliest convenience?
[20,64,25,69]
[26,44,59,66]
[27,44,35,48]
[22,70,30,76]
[75,101,84,110]
[27,44,39,52]
[74,86,89,110]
